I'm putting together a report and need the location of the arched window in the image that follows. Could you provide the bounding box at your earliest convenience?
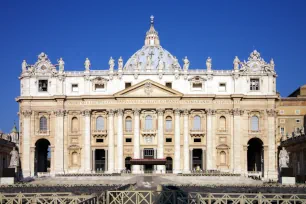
[39,116,47,131]
[251,116,259,131]
[125,116,132,132]
[220,151,226,164]
[193,115,201,130]
[145,115,153,130]
[165,116,172,131]
[96,116,105,130]
[71,117,79,132]
[219,116,226,130]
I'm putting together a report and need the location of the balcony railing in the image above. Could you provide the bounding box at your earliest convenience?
[165,129,173,133]
[141,129,156,136]
[37,130,50,135]
[92,129,107,137]
[190,129,205,137]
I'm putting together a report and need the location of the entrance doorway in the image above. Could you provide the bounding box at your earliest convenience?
[35,139,50,174]
[125,157,131,171]
[192,149,203,171]
[143,148,154,172]
[247,138,264,175]
[166,157,173,173]
[95,149,106,172]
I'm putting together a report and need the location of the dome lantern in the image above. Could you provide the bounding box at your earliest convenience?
[145,15,160,46]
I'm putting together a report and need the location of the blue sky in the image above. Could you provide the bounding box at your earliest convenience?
[0,0,306,132]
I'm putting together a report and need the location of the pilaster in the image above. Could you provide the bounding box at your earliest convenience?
[132,109,141,174]
[157,109,165,173]
[173,109,181,174]
[54,109,66,174]
[206,109,215,170]
[117,109,124,173]
[183,109,190,173]
[21,110,32,177]
[82,109,91,173]
[266,109,278,180]
[107,110,115,173]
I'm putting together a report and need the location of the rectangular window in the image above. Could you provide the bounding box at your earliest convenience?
[250,79,260,91]
[96,139,104,143]
[38,80,48,92]
[125,120,132,132]
[125,82,132,89]
[192,83,202,90]
[165,82,172,88]
[72,84,78,92]
[194,138,201,143]
[95,84,105,91]
[125,138,132,143]
[280,127,285,135]
[219,83,226,92]
[166,138,172,143]
[165,120,172,131]
[296,119,301,123]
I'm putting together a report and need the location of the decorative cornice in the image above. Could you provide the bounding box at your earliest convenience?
[22,110,32,118]
[108,109,115,116]
[183,109,189,116]
[230,108,244,116]
[54,109,66,117]
[81,109,91,117]
[117,109,123,116]
[174,109,180,115]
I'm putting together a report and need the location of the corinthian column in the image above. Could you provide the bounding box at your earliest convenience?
[173,109,181,174]
[54,109,66,174]
[231,108,243,173]
[183,109,190,173]
[22,110,32,177]
[107,110,115,173]
[132,109,141,174]
[267,109,277,180]
[117,109,124,173]
[82,110,91,173]
[206,109,215,170]
[157,109,165,173]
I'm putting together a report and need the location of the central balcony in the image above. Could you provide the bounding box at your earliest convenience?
[141,129,156,136]
[190,129,205,137]
[92,129,108,137]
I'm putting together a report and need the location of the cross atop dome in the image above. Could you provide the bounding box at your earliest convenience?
[145,15,160,46]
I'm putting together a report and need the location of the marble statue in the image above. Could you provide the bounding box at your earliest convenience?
[233,56,240,70]
[158,58,164,71]
[118,56,123,70]
[109,57,115,71]
[22,60,27,73]
[279,147,289,169]
[301,126,305,135]
[270,58,275,70]
[206,57,212,71]
[133,56,140,70]
[146,55,152,70]
[58,57,65,72]
[173,56,179,69]
[84,58,91,71]
[183,56,190,70]
[9,147,19,168]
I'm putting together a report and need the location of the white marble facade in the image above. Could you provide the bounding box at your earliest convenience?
[17,16,278,180]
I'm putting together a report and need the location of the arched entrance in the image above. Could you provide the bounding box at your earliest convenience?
[125,157,132,171]
[247,138,264,175]
[166,157,173,173]
[35,139,51,174]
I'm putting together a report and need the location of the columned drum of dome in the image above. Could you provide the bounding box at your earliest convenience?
[17,16,278,181]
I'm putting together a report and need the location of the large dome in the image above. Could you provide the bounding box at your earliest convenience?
[123,16,181,71]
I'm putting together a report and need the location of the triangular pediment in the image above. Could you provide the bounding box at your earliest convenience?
[114,79,183,98]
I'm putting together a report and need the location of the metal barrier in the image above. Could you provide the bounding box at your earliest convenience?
[0,192,96,204]
[107,191,306,204]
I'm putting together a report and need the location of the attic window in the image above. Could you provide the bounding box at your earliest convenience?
[95,84,105,92]
[125,82,132,89]
[219,83,226,92]
[38,80,48,92]
[165,82,172,88]
[192,83,202,90]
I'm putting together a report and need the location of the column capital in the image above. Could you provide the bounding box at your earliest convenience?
[108,109,115,116]
[81,109,91,117]
[266,109,277,117]
[54,109,67,117]
[133,108,140,116]
[157,108,164,116]
[22,110,32,118]
[174,108,181,115]
[230,108,244,116]
[117,109,123,116]
[183,109,189,116]
[206,109,215,115]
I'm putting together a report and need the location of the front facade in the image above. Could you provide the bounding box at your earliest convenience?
[17,17,278,180]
